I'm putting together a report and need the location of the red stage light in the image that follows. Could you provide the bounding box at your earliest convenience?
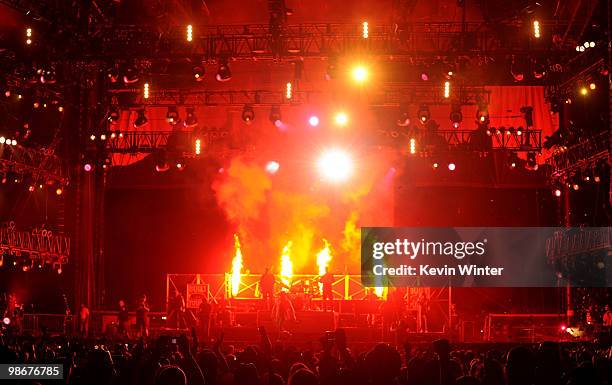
[84,163,92,172]
[560,324,567,331]
[554,189,561,197]
[448,163,456,171]
[2,317,9,325]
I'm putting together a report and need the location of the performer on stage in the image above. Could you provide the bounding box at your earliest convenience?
[259,267,275,310]
[169,290,186,329]
[117,299,130,338]
[198,298,212,343]
[272,291,296,332]
[79,304,90,337]
[320,268,334,311]
[136,294,150,337]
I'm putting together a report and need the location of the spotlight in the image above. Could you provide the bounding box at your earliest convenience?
[476,104,489,125]
[166,106,180,125]
[242,105,255,124]
[417,104,430,124]
[176,161,185,170]
[26,27,32,45]
[84,163,92,172]
[186,24,193,42]
[133,109,148,129]
[409,138,416,154]
[143,82,150,99]
[193,66,204,81]
[589,82,596,90]
[90,134,96,141]
[216,59,232,82]
[56,187,63,195]
[448,162,456,171]
[525,152,538,171]
[580,87,588,95]
[533,20,541,38]
[308,115,320,127]
[449,104,462,127]
[554,189,561,197]
[420,72,429,81]
[184,107,198,128]
[269,106,282,127]
[351,65,368,83]
[0,137,5,144]
[573,183,580,191]
[443,81,450,98]
[397,110,410,127]
[154,151,170,173]
[507,152,519,169]
[432,162,439,169]
[334,111,348,127]
[107,67,119,83]
[108,106,120,123]
[266,161,280,174]
[362,21,369,39]
[123,66,139,84]
[317,148,353,183]
[194,138,201,155]
[285,82,292,99]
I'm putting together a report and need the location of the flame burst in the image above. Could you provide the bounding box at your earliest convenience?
[316,239,332,290]
[280,241,293,291]
[231,234,243,296]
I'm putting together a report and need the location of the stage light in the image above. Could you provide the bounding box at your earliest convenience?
[334,111,348,126]
[420,72,429,81]
[448,163,456,171]
[533,20,540,38]
[554,189,561,197]
[84,163,92,172]
[193,66,204,81]
[476,104,489,125]
[4,90,9,97]
[133,109,148,129]
[525,152,538,171]
[28,185,35,192]
[90,134,96,141]
[108,106,120,123]
[560,324,567,331]
[242,105,255,124]
[409,138,416,154]
[269,105,282,127]
[195,138,201,155]
[100,134,107,141]
[57,265,62,274]
[594,174,601,183]
[2,317,10,325]
[266,161,280,174]
[58,106,64,112]
[351,65,368,83]
[433,162,439,169]
[154,151,170,173]
[33,102,39,109]
[0,137,5,144]
[397,111,410,127]
[362,21,369,39]
[143,82,150,99]
[580,87,588,95]
[26,27,32,45]
[56,187,63,195]
[107,68,119,83]
[176,162,184,170]
[285,82,292,99]
[123,66,139,84]
[308,115,320,127]
[182,107,198,129]
[186,24,193,42]
[317,148,353,183]
[443,81,450,98]
[11,139,16,146]
[417,104,430,124]
[166,106,180,125]
[216,59,232,82]
[589,82,596,90]
[450,104,462,127]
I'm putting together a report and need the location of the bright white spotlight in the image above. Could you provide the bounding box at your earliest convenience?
[317,149,353,183]
[308,115,320,127]
[2,317,9,325]
[334,112,348,126]
[265,161,280,174]
[352,66,368,83]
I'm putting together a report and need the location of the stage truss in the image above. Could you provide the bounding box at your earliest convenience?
[166,273,452,331]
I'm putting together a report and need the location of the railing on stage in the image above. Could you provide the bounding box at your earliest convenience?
[20,313,75,335]
[484,313,567,342]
